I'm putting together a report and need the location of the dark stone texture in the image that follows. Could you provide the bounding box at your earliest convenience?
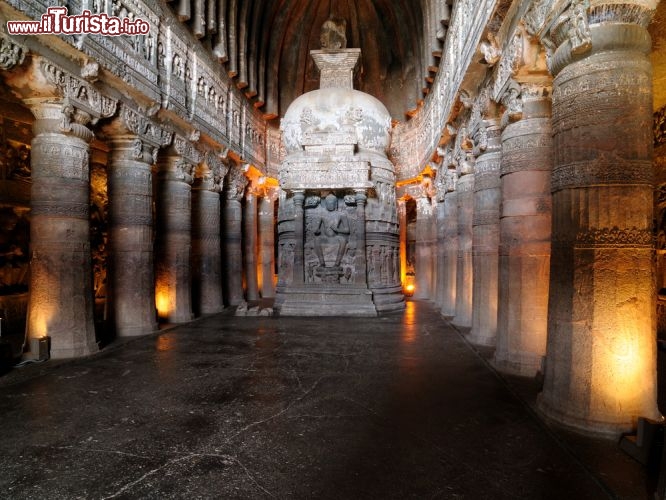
[0,301,641,498]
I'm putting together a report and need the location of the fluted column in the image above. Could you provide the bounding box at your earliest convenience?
[223,167,249,305]
[495,83,553,377]
[103,107,172,336]
[155,136,201,323]
[452,152,475,328]
[469,116,502,346]
[192,152,228,315]
[258,187,277,298]
[441,168,458,317]
[25,98,99,358]
[414,194,435,299]
[537,1,660,435]
[244,187,260,301]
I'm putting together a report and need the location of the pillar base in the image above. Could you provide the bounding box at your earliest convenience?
[466,331,496,347]
[116,322,159,337]
[49,340,98,360]
[536,393,658,439]
[493,351,544,378]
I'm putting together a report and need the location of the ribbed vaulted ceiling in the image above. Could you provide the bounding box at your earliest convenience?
[171,0,441,120]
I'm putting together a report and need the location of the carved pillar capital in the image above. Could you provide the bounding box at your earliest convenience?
[24,97,95,143]
[225,166,250,201]
[526,0,656,76]
[159,135,203,185]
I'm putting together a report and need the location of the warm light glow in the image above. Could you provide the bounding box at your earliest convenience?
[155,290,172,319]
[405,284,415,294]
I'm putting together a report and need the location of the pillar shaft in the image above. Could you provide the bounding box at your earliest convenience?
[495,91,553,376]
[414,196,434,299]
[398,200,408,287]
[192,187,223,314]
[244,192,259,301]
[452,171,474,328]
[26,99,97,358]
[292,191,305,285]
[156,156,194,323]
[107,137,158,335]
[441,189,458,317]
[540,14,660,435]
[355,190,368,285]
[223,168,248,305]
[435,197,447,308]
[470,120,501,346]
[258,193,276,298]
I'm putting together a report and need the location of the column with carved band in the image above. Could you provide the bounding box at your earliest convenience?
[10,59,118,358]
[155,136,201,323]
[495,82,553,377]
[223,167,249,305]
[452,151,475,328]
[103,107,172,336]
[469,112,502,346]
[441,168,458,317]
[258,187,278,298]
[192,152,228,315]
[25,97,101,358]
[534,0,660,435]
[244,184,260,301]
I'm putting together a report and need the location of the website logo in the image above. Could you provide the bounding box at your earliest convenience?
[6,7,150,36]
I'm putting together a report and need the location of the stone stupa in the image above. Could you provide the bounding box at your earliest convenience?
[274,17,404,316]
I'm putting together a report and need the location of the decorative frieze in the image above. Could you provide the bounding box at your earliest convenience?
[0,33,26,70]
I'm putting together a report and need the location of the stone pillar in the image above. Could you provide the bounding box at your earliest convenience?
[469,116,502,346]
[103,106,171,336]
[155,136,201,323]
[11,60,118,358]
[452,152,474,328]
[223,167,249,305]
[495,84,553,377]
[398,199,408,287]
[192,152,228,315]
[25,98,99,358]
[355,189,368,285]
[243,188,260,301]
[414,194,434,299]
[537,2,660,435]
[291,190,306,285]
[435,183,447,309]
[258,187,277,298]
[441,168,458,317]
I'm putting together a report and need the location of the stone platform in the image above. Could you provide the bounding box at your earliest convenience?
[274,284,377,317]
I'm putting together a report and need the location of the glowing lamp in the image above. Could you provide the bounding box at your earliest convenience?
[404,284,415,296]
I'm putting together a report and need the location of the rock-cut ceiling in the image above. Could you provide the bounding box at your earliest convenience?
[171,0,442,121]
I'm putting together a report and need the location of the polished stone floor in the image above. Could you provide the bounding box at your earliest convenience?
[0,301,652,499]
